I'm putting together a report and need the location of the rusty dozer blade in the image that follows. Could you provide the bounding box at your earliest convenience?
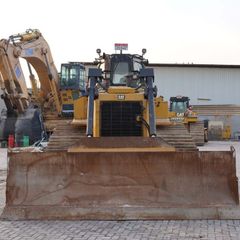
[1,138,240,220]
[68,137,175,153]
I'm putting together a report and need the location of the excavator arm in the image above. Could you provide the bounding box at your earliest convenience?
[0,30,52,145]
[9,29,61,114]
[0,39,29,114]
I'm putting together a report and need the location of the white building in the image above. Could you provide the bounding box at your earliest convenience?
[149,63,240,105]
[149,63,240,138]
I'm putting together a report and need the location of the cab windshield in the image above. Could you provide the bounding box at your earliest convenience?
[171,101,188,113]
[112,62,130,84]
[111,57,143,86]
[60,65,85,90]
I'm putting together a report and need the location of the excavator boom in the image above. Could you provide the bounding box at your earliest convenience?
[0,29,88,146]
[0,38,45,145]
[9,29,61,114]
[0,39,29,113]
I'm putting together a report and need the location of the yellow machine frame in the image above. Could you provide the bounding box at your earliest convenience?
[73,87,172,136]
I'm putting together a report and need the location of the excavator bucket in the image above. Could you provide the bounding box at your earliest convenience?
[1,137,240,220]
[0,108,45,146]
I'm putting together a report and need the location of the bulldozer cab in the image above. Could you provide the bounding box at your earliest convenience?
[170,96,190,113]
[108,54,144,88]
[96,45,148,89]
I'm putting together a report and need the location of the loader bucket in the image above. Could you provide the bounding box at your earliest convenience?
[1,138,240,220]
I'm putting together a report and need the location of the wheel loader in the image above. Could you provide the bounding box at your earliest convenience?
[1,44,240,220]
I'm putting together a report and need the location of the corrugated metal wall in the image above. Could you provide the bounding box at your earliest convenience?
[154,66,240,105]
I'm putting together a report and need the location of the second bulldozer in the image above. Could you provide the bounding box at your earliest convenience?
[169,96,208,146]
[2,44,239,220]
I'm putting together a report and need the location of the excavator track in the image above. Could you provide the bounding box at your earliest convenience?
[189,121,205,146]
[157,124,197,151]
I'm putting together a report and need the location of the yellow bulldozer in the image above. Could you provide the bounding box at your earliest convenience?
[169,96,208,145]
[1,43,240,220]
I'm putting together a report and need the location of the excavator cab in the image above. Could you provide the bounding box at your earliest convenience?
[59,62,85,116]
[60,62,85,90]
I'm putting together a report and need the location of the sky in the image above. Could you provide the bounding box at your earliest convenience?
[1,0,240,70]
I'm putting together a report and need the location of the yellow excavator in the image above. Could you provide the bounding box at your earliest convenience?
[0,29,85,144]
[8,29,86,121]
[2,42,240,220]
[0,35,45,145]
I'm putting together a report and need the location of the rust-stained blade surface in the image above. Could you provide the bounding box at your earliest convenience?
[68,137,175,152]
[1,146,239,220]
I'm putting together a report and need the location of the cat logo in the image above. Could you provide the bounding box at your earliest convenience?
[117,94,125,100]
